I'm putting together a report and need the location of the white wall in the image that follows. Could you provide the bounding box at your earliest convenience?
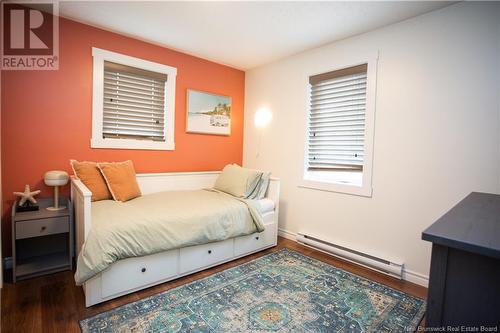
[243,2,500,285]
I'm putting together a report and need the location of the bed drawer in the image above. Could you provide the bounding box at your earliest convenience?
[234,224,277,257]
[101,249,178,299]
[16,217,69,240]
[179,239,233,274]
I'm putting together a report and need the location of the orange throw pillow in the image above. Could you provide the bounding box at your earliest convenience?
[70,160,113,202]
[98,160,141,202]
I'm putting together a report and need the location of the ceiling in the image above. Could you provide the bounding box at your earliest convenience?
[60,1,453,70]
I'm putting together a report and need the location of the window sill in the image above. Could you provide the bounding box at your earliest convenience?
[91,138,175,151]
[299,179,373,197]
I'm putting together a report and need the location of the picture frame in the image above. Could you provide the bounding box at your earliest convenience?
[186,89,232,136]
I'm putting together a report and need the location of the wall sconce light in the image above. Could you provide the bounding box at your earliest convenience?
[254,107,272,128]
[254,107,272,158]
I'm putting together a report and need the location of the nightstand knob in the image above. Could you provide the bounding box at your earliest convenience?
[40,226,46,232]
[141,267,146,273]
[208,250,212,254]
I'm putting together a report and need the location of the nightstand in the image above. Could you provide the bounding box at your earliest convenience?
[11,197,73,282]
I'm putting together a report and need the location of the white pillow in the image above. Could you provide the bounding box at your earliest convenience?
[214,164,263,198]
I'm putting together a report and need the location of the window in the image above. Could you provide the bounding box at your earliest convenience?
[91,48,177,150]
[102,62,166,141]
[308,64,367,172]
[301,56,377,197]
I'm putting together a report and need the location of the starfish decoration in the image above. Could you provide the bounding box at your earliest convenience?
[13,185,41,206]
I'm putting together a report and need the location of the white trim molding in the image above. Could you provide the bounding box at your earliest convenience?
[278,228,297,241]
[299,51,379,197]
[402,268,429,287]
[91,47,177,150]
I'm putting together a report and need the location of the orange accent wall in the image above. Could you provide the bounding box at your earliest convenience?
[1,18,245,256]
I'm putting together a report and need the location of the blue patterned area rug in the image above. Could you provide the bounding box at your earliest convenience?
[80,248,425,332]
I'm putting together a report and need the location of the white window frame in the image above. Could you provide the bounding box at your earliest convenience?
[91,47,177,150]
[299,52,378,197]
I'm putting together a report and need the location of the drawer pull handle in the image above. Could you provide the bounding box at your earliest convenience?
[141,268,146,273]
[208,250,212,254]
[40,226,47,232]
[255,236,260,240]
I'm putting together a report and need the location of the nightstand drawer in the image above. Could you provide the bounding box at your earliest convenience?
[16,217,69,239]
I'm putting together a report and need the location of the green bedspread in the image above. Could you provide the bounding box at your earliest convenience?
[74,190,264,285]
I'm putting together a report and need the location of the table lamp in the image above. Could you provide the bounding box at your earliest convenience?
[44,170,69,211]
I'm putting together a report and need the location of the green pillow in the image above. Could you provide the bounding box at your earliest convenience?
[247,172,271,200]
[214,164,263,198]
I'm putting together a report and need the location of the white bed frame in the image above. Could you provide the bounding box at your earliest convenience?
[71,171,280,307]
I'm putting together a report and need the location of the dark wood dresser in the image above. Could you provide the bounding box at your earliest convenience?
[422,192,500,328]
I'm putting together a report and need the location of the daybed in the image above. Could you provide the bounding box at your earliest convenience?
[71,171,280,307]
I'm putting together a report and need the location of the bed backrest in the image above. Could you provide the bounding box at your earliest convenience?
[135,171,279,204]
[72,171,279,200]
[137,171,220,195]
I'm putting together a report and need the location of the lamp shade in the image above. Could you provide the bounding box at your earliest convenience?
[44,170,69,186]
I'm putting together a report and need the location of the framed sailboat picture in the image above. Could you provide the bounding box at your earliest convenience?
[186,89,231,135]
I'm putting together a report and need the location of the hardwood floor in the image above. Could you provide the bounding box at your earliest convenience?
[1,237,427,332]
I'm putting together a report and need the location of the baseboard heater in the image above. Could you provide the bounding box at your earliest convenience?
[296,233,404,279]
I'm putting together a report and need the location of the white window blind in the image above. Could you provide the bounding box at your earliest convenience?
[103,61,167,141]
[307,64,368,171]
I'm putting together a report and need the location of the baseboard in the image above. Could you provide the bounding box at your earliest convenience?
[402,268,429,287]
[3,257,12,270]
[278,228,429,287]
[278,228,296,241]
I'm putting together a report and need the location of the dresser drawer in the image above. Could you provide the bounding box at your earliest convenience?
[16,217,69,240]
[234,223,277,257]
[101,249,179,299]
[179,239,233,274]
